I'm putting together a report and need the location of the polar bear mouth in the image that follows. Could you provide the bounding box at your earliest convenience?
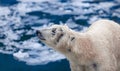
[36,30,46,40]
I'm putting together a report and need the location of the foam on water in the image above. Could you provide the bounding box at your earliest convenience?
[0,0,120,65]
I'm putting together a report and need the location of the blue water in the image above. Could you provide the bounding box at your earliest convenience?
[0,54,70,71]
[0,0,120,71]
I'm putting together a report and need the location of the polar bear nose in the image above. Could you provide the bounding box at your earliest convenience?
[36,30,41,35]
[36,30,46,40]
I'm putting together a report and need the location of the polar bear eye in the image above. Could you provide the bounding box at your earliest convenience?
[71,37,75,41]
[52,28,57,35]
[67,48,71,52]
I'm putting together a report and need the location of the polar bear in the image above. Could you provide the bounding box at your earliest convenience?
[36,19,120,71]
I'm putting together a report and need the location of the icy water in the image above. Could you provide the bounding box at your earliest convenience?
[0,0,120,71]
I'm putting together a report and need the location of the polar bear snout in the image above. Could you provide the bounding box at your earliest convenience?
[36,30,46,40]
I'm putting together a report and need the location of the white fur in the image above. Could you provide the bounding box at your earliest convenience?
[37,19,120,71]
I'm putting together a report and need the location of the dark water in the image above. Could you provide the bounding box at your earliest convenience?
[0,0,120,71]
[0,54,70,71]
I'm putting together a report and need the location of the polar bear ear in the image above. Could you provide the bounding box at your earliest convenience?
[48,23,54,26]
[64,24,69,28]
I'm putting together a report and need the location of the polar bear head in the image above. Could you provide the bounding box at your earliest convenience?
[36,25,76,54]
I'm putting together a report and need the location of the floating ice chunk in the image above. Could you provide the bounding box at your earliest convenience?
[66,19,79,28]
[89,16,100,24]
[5,29,19,40]
[18,39,42,50]
[72,1,90,7]
[25,51,65,65]
[74,15,88,20]
[99,2,115,9]
[0,7,11,16]
[13,45,65,65]
[18,0,59,3]
[13,50,29,59]
[0,50,13,54]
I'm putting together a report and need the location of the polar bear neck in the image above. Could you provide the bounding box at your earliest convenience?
[72,35,95,60]
[55,32,96,64]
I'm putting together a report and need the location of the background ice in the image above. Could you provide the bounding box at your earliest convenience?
[0,0,120,65]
